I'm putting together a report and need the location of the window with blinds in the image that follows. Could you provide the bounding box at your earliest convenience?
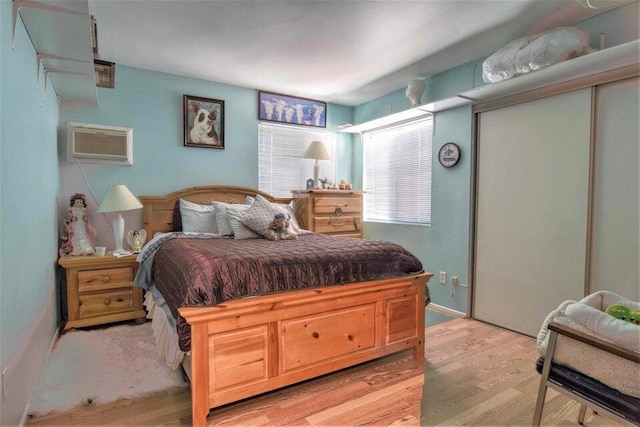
[258,123,338,198]
[363,116,433,225]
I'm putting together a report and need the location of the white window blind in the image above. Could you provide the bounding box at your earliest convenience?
[259,123,338,198]
[363,116,433,225]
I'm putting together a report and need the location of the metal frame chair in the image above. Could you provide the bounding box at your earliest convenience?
[533,322,640,426]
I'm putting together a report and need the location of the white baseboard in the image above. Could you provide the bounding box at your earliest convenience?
[427,303,467,319]
[11,292,61,427]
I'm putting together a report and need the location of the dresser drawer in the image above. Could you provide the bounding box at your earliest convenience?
[78,267,134,293]
[291,190,364,238]
[313,197,361,216]
[78,289,135,318]
[314,216,361,234]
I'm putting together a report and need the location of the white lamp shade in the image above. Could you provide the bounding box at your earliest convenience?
[98,184,143,213]
[302,141,331,161]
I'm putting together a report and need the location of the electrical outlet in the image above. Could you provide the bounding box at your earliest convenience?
[1,366,7,402]
[439,271,447,284]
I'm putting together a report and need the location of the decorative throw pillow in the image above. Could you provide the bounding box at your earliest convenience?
[240,194,299,238]
[226,205,261,239]
[212,201,250,236]
[245,195,305,234]
[179,199,217,233]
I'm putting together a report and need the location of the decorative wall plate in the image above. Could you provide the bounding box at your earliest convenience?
[438,142,461,168]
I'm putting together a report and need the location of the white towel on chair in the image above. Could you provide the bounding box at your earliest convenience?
[537,291,640,397]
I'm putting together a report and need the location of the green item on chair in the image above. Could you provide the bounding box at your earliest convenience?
[605,304,639,324]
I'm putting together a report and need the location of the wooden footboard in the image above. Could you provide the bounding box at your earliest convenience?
[179,272,432,427]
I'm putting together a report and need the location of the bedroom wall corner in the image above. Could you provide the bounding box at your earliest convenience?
[358,104,473,314]
[0,2,61,424]
[58,65,354,249]
[352,64,477,314]
[350,4,639,315]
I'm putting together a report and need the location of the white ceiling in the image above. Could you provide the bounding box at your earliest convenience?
[89,0,615,106]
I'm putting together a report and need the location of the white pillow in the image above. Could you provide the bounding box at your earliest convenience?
[179,199,217,233]
[212,202,250,236]
[226,206,261,239]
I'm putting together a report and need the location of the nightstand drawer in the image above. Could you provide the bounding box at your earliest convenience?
[78,267,134,293]
[78,289,134,318]
[314,216,361,234]
[314,197,361,215]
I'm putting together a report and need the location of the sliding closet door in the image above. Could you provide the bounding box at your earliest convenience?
[474,89,592,337]
[590,76,639,300]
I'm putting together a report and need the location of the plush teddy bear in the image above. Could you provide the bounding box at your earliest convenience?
[263,213,297,241]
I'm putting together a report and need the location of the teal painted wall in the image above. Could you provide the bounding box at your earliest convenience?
[0,1,61,423]
[59,65,354,248]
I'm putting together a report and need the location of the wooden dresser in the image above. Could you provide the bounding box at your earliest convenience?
[291,189,364,238]
[59,254,146,330]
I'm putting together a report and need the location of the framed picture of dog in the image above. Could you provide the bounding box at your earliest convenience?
[258,91,326,128]
[183,95,225,149]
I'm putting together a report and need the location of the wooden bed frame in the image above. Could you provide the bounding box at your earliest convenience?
[140,185,433,426]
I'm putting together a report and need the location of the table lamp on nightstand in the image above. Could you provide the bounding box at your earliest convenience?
[98,184,143,255]
[303,140,331,189]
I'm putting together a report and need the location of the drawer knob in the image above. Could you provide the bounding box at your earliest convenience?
[104,298,111,306]
[102,275,111,283]
[334,207,343,217]
[329,217,345,227]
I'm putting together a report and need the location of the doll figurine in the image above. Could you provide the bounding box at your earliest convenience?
[59,193,97,256]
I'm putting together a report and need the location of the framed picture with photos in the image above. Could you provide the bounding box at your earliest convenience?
[258,91,326,128]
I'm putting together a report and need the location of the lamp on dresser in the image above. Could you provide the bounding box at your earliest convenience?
[302,140,331,189]
[98,184,143,255]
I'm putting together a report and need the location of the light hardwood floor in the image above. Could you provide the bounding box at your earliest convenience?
[27,318,621,426]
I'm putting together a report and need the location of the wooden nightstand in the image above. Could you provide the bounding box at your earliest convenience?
[59,254,146,330]
[291,189,364,238]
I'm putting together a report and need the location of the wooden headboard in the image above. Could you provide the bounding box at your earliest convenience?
[139,185,291,238]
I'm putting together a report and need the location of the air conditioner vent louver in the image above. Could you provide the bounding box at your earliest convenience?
[67,123,133,165]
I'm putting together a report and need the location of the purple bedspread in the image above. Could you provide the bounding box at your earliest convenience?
[139,233,424,351]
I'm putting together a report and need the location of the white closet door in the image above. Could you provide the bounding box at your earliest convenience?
[590,77,639,300]
[474,89,592,336]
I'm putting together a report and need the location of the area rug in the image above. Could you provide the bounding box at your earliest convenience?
[28,322,187,415]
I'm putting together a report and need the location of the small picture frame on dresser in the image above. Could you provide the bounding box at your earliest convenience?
[306,179,314,190]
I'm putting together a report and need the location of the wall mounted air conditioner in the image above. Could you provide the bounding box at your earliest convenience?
[67,122,133,165]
